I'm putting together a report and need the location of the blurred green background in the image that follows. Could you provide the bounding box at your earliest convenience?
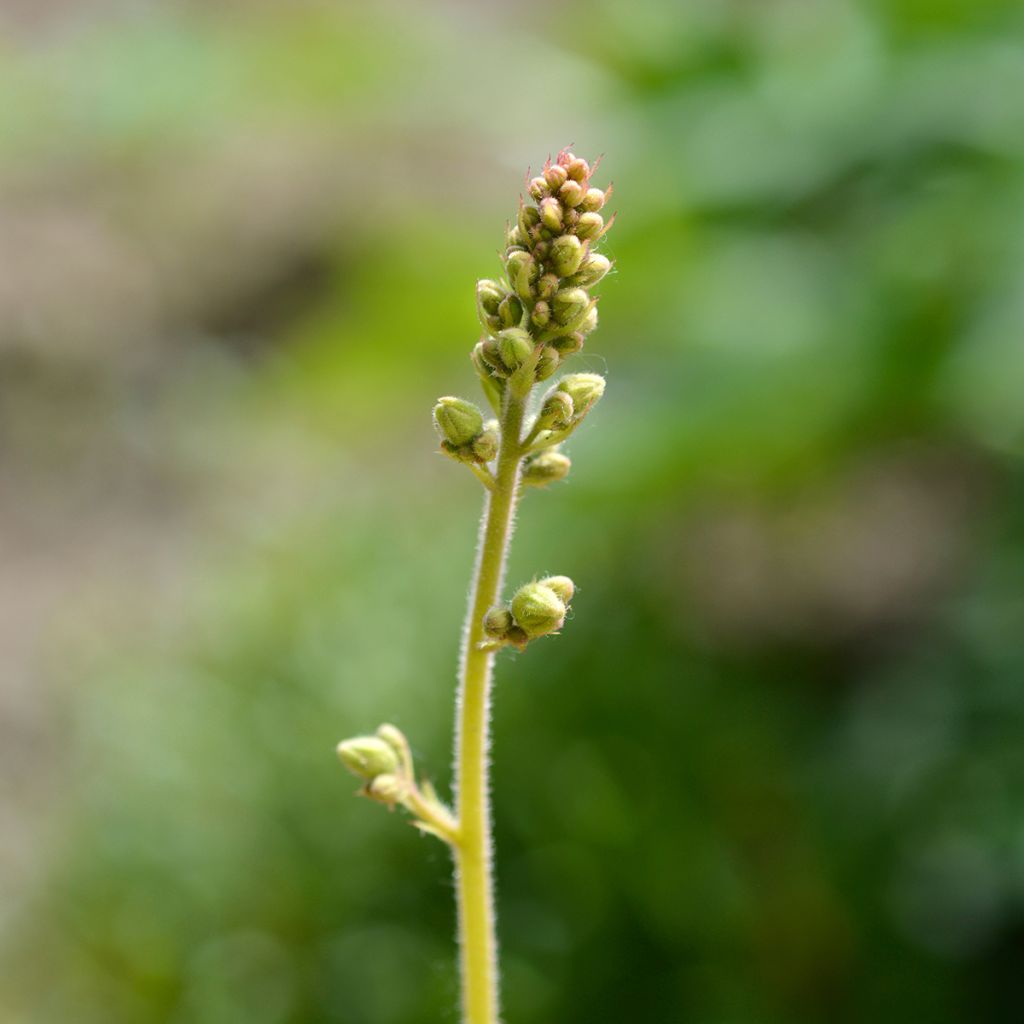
[2,0,1023,1021]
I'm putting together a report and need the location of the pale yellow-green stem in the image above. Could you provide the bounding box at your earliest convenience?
[453,388,526,1024]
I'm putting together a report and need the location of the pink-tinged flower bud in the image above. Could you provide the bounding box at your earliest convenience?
[575,212,604,240]
[530,300,551,329]
[556,149,575,168]
[550,234,584,278]
[528,176,548,201]
[544,163,568,191]
[565,157,590,183]
[579,187,605,213]
[539,197,562,232]
[511,580,567,637]
[497,328,534,371]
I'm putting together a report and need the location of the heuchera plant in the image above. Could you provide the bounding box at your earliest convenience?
[337,149,614,1024]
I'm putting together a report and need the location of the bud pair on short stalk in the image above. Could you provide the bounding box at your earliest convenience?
[336,725,407,807]
[433,396,498,464]
[482,576,575,649]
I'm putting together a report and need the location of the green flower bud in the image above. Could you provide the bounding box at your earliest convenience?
[506,250,539,300]
[558,179,585,209]
[558,372,605,416]
[476,279,505,333]
[538,575,575,604]
[528,176,548,201]
[552,332,585,356]
[337,736,401,780]
[498,328,534,371]
[434,396,484,447]
[544,163,568,191]
[539,197,562,232]
[530,300,551,329]
[483,605,514,639]
[375,723,408,757]
[553,287,590,327]
[367,773,405,806]
[538,389,574,429]
[478,336,504,373]
[519,202,540,233]
[550,234,584,278]
[471,424,499,462]
[580,303,598,335]
[575,212,604,240]
[498,294,523,328]
[573,252,612,287]
[538,273,560,300]
[522,450,572,487]
[511,581,566,638]
[535,345,560,381]
[566,156,590,183]
[580,187,606,213]
[506,226,525,249]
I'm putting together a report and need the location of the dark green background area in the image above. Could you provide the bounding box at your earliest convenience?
[1,1,1023,1022]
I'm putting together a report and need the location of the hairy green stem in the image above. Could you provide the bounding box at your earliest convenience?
[453,389,526,1024]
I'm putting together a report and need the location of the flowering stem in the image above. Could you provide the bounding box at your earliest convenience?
[453,389,526,1024]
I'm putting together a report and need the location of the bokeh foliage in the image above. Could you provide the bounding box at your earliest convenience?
[2,1,1023,1022]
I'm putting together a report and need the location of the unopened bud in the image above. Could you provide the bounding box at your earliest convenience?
[553,287,590,327]
[537,273,560,300]
[337,736,401,780]
[476,280,504,333]
[580,303,599,335]
[518,203,540,240]
[559,179,585,209]
[498,294,523,328]
[544,163,568,191]
[497,328,535,371]
[565,157,590,183]
[511,581,567,638]
[528,176,548,201]
[575,212,604,240]
[558,372,605,416]
[552,332,585,356]
[478,336,504,372]
[550,234,584,278]
[580,187,606,213]
[538,575,575,604]
[538,390,574,430]
[522,450,571,487]
[483,605,514,639]
[573,252,611,287]
[506,250,539,300]
[535,346,560,381]
[434,396,484,447]
[530,300,551,329]
[367,773,405,806]
[471,424,499,462]
[539,197,563,232]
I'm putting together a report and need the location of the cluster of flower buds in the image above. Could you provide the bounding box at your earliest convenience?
[433,396,499,464]
[337,724,458,843]
[472,150,613,391]
[481,576,575,650]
